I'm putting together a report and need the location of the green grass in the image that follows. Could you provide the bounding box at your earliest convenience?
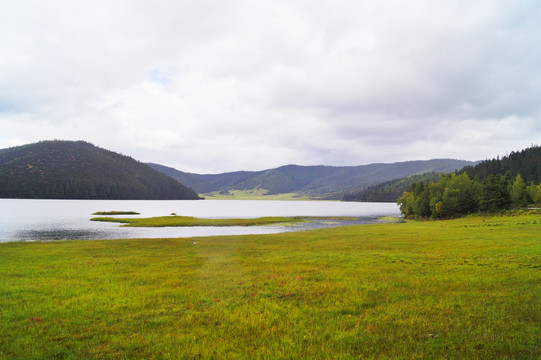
[90,215,307,227]
[1,213,540,359]
[92,211,141,215]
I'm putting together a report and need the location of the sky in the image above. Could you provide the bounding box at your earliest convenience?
[1,0,541,174]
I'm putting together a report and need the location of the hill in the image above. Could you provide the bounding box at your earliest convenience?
[150,159,476,198]
[461,146,541,182]
[0,141,201,200]
[346,146,541,203]
[343,172,442,202]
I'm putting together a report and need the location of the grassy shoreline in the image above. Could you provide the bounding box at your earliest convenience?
[1,214,540,359]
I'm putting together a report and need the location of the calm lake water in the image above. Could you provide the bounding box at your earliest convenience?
[0,199,400,242]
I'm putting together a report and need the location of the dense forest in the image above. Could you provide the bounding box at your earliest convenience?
[461,146,541,182]
[0,141,201,200]
[398,146,541,219]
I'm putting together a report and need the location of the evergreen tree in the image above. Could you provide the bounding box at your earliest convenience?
[412,181,431,218]
[479,175,511,212]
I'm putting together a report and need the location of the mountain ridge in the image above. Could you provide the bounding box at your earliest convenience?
[149,159,477,198]
[313,146,541,203]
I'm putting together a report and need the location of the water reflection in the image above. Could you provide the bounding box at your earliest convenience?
[6,216,386,242]
[13,229,113,241]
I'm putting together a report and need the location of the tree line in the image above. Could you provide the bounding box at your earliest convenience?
[461,146,541,183]
[398,172,541,219]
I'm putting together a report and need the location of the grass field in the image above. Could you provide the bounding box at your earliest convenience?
[1,213,540,359]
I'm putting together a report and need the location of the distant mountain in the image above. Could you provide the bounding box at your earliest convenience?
[147,163,217,193]
[0,141,201,200]
[150,159,476,198]
[147,163,258,194]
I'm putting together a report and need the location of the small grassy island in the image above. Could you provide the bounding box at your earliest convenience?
[91,215,313,227]
[92,211,141,216]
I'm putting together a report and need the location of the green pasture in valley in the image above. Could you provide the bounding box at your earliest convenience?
[1,213,540,359]
[201,189,314,200]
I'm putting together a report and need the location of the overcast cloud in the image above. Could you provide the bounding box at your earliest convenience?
[1,0,540,173]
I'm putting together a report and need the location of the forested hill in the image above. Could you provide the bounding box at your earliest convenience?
[461,146,541,183]
[0,141,201,200]
[345,146,541,203]
[343,173,442,202]
[149,159,476,198]
[397,146,541,219]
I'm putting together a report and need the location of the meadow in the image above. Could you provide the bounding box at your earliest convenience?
[0,212,540,359]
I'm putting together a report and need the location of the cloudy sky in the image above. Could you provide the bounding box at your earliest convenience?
[1,0,540,173]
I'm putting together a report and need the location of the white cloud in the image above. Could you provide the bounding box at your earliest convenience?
[1,0,540,172]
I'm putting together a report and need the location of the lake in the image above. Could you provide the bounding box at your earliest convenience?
[0,199,400,242]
